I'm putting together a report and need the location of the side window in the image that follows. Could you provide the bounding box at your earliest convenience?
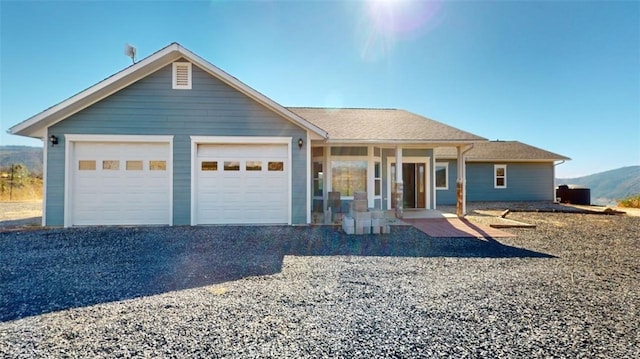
[494,164,507,189]
[435,162,448,190]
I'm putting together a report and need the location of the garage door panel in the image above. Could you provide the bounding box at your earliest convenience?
[196,143,289,224]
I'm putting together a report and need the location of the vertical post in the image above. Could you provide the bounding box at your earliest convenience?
[395,146,403,218]
[456,146,467,217]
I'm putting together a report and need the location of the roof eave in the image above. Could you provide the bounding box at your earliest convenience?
[320,139,486,145]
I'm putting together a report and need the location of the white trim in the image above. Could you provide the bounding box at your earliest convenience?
[64,138,71,228]
[64,134,174,143]
[190,136,293,225]
[41,137,47,226]
[435,162,449,190]
[190,136,292,145]
[386,156,431,210]
[63,134,174,227]
[367,145,374,208]
[494,164,507,189]
[172,62,192,90]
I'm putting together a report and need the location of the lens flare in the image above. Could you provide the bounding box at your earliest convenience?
[358,0,443,61]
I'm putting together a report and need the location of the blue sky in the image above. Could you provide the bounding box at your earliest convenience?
[1,0,638,178]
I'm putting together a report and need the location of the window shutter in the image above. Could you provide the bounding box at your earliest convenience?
[172,62,192,89]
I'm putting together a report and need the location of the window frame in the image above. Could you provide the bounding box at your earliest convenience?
[494,164,507,189]
[435,162,449,190]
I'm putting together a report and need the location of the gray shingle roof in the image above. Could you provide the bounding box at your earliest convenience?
[288,107,486,143]
[435,141,570,161]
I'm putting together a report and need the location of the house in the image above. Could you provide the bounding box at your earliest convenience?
[8,43,569,227]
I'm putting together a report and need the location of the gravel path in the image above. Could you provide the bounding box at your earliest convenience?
[1,213,639,357]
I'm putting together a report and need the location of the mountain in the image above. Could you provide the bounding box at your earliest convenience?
[0,146,43,175]
[557,166,640,206]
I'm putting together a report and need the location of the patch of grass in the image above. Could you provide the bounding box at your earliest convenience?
[0,177,43,201]
[617,194,640,208]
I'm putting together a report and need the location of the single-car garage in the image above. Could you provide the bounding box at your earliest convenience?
[67,136,173,226]
[193,138,291,225]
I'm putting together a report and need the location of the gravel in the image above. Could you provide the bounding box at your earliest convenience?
[1,212,638,358]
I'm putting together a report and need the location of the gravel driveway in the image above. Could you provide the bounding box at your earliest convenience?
[1,213,638,357]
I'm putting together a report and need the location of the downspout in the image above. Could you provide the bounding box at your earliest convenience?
[456,144,474,217]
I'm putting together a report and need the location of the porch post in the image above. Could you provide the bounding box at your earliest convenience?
[395,145,404,218]
[456,145,472,217]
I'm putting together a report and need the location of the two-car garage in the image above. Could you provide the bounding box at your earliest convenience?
[66,136,291,226]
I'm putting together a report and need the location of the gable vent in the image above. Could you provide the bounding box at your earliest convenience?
[172,62,192,90]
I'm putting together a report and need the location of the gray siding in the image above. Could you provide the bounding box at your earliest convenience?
[435,161,555,205]
[47,63,308,226]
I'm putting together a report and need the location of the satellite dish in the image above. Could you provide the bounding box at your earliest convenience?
[124,43,137,64]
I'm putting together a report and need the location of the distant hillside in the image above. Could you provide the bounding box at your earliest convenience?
[557,166,640,206]
[0,146,43,175]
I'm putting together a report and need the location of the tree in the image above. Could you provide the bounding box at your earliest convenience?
[10,163,30,187]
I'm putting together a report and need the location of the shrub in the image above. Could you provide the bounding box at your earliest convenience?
[617,194,640,208]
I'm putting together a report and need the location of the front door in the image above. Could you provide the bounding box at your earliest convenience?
[391,162,427,209]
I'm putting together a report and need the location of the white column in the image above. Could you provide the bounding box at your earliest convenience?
[456,146,467,217]
[395,145,404,218]
[367,145,374,208]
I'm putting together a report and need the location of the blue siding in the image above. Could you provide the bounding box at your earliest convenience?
[435,161,555,205]
[435,160,457,205]
[46,63,308,226]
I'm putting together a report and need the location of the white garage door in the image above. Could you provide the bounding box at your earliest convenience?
[196,144,289,224]
[71,142,171,225]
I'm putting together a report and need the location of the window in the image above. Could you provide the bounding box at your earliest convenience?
[150,161,167,171]
[78,160,96,171]
[201,161,217,171]
[331,160,367,197]
[246,161,262,171]
[224,161,240,171]
[494,164,507,188]
[374,161,381,196]
[172,62,192,90]
[126,160,143,171]
[268,162,284,171]
[102,160,119,170]
[435,162,448,190]
[313,162,323,197]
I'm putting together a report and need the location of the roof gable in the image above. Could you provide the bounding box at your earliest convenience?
[9,43,328,139]
[288,107,486,144]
